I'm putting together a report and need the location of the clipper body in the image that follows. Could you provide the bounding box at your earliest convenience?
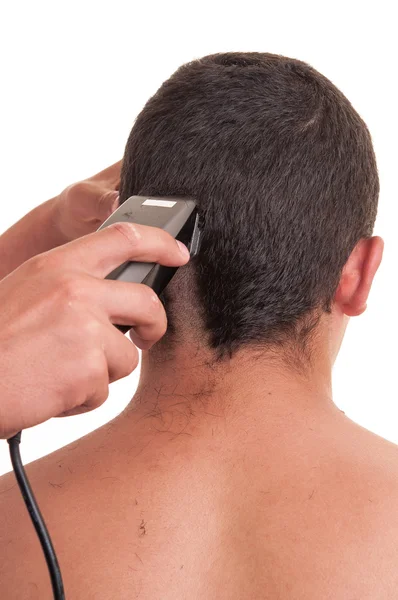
[98,195,201,332]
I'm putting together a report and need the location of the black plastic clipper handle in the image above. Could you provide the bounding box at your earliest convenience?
[97,196,202,333]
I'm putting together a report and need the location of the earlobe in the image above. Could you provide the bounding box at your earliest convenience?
[335,236,384,317]
[343,301,367,317]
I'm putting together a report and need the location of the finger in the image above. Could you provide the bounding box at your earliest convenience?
[69,181,119,223]
[96,189,120,222]
[91,278,168,344]
[89,161,122,188]
[101,324,140,383]
[57,321,140,418]
[128,328,156,351]
[51,222,190,278]
[55,353,110,417]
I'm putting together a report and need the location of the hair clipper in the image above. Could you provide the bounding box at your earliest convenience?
[97,195,202,333]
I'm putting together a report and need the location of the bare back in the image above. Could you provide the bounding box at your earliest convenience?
[1,408,398,599]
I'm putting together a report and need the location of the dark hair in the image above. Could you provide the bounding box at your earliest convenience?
[119,52,379,359]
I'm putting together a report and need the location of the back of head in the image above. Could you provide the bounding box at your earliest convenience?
[119,52,379,360]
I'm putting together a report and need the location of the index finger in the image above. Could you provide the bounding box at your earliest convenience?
[52,221,191,278]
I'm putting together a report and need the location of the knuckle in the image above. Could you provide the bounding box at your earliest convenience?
[95,380,110,408]
[144,302,167,334]
[58,379,83,413]
[59,350,107,412]
[57,275,86,304]
[111,345,139,381]
[110,221,142,250]
[28,253,54,274]
[140,284,160,308]
[68,181,90,198]
[88,385,109,409]
[87,349,106,377]
[140,290,167,336]
[85,351,107,388]
[99,189,118,209]
[82,319,103,340]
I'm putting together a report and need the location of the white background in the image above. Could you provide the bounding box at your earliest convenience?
[0,1,397,475]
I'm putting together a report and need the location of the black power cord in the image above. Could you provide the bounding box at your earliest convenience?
[7,431,65,600]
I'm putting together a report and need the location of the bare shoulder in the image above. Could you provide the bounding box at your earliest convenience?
[0,438,87,599]
[0,471,50,597]
[312,417,398,597]
[323,415,398,520]
[339,415,398,482]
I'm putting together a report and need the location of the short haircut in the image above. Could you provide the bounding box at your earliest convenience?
[119,52,379,359]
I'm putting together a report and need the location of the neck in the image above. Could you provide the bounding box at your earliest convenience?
[119,332,342,444]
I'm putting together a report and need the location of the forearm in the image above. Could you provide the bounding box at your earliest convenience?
[0,198,65,279]
[0,161,121,280]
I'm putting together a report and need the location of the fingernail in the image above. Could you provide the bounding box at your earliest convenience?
[176,240,190,259]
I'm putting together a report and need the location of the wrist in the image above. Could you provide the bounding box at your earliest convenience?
[0,195,71,281]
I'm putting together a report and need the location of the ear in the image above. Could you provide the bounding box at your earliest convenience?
[334,236,384,317]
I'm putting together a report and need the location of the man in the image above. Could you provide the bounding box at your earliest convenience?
[1,52,397,599]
